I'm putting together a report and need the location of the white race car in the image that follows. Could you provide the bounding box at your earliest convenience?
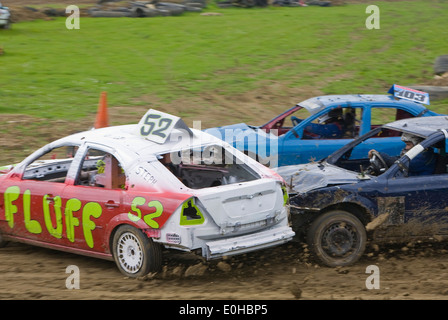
[0,109,294,277]
[0,2,10,29]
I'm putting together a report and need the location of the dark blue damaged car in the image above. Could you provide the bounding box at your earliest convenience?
[276,116,448,267]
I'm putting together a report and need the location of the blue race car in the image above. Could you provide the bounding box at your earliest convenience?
[205,86,440,167]
[276,115,448,267]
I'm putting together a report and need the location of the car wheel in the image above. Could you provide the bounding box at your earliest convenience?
[112,225,162,277]
[307,210,366,267]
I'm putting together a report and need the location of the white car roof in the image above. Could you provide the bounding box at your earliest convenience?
[54,124,223,159]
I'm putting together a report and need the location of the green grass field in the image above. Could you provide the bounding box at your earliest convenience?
[1,1,447,119]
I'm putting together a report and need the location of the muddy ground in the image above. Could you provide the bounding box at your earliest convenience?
[2,239,448,301]
[2,0,448,302]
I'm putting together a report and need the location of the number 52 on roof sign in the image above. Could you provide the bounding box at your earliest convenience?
[137,109,192,144]
[388,84,430,105]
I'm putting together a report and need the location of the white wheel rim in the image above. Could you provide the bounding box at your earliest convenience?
[117,232,144,274]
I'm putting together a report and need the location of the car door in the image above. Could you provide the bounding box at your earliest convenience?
[383,136,448,237]
[61,146,126,252]
[385,174,448,236]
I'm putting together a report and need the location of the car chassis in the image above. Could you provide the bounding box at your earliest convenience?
[0,109,294,277]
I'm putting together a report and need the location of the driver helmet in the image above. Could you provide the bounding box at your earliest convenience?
[318,108,342,124]
[401,133,422,146]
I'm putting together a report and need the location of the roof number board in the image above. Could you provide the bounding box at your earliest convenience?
[137,109,180,144]
[389,84,430,105]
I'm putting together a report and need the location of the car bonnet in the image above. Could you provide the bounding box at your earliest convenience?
[275,162,361,194]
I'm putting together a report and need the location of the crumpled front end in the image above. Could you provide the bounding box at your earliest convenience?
[276,162,363,194]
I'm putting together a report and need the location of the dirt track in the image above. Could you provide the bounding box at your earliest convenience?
[2,0,448,301]
[2,238,448,300]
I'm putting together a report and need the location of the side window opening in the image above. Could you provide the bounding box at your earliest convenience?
[335,130,445,177]
[76,148,126,189]
[335,128,404,173]
[430,141,447,175]
[22,146,78,183]
[301,107,361,140]
[371,107,415,137]
[396,143,441,177]
[278,108,311,136]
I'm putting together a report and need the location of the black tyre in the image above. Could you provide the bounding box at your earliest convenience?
[112,225,162,277]
[307,210,366,267]
[131,7,158,17]
[434,55,448,75]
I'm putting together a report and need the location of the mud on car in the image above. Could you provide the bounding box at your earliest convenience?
[277,115,448,267]
[0,109,294,277]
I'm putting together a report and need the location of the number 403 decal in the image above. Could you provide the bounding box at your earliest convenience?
[389,84,430,105]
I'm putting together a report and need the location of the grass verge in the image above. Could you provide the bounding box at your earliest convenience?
[0,1,447,162]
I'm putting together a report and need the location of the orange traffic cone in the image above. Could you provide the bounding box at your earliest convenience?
[94,91,109,129]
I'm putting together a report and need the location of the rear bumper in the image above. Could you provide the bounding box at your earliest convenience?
[204,225,295,260]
